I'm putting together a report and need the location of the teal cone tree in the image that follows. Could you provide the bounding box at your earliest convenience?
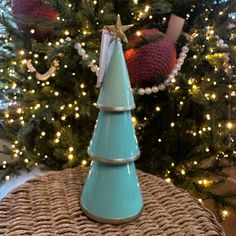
[80,16,143,224]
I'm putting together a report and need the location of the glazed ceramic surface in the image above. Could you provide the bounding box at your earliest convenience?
[88,110,139,163]
[81,161,143,222]
[96,39,135,111]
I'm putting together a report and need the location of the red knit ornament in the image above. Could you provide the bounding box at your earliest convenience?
[11,0,59,40]
[125,29,176,87]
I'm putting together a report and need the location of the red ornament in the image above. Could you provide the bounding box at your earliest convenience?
[125,29,176,87]
[11,0,59,40]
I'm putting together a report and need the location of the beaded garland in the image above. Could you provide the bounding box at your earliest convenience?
[74,38,190,95]
[26,59,59,81]
[136,44,189,95]
[25,30,232,93]
[74,41,99,76]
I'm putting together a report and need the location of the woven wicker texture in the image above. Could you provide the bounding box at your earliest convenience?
[0,167,225,236]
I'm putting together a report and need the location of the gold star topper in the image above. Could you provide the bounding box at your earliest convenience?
[104,15,133,43]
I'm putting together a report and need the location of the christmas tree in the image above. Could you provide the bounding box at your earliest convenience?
[0,0,235,221]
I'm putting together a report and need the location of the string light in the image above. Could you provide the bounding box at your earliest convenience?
[55,138,60,143]
[226,122,233,129]
[61,115,66,120]
[64,30,70,36]
[198,199,203,204]
[222,210,230,219]
[5,176,10,181]
[19,50,25,55]
[132,117,138,126]
[68,154,74,160]
[165,178,171,183]
[198,179,213,187]
[81,160,87,166]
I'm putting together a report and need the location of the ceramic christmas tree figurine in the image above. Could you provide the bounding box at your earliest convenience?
[80,15,143,224]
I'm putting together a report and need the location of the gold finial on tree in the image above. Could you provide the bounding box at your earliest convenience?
[104,15,133,43]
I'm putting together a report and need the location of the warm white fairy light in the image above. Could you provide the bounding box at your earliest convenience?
[19,50,25,55]
[5,176,10,181]
[34,104,40,109]
[68,154,74,160]
[222,210,230,219]
[136,31,142,37]
[64,30,70,36]
[144,5,150,13]
[131,117,137,126]
[226,122,233,129]
[55,138,60,143]
[198,198,203,203]
[82,160,87,166]
[61,115,66,120]
[206,114,211,120]
[165,178,171,183]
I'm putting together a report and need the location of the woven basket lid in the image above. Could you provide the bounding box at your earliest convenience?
[0,167,225,236]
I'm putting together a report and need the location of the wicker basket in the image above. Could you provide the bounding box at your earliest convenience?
[0,167,225,235]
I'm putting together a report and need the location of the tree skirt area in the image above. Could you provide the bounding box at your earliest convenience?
[0,168,44,200]
[0,138,44,200]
